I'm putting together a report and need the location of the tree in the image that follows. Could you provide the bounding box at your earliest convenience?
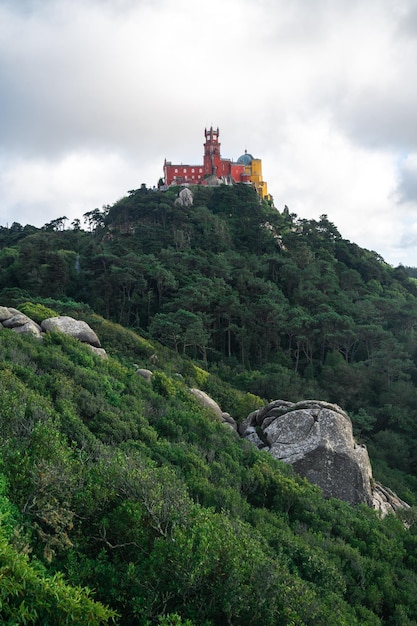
[83,208,107,233]
[0,522,116,624]
[149,310,210,359]
[42,216,68,232]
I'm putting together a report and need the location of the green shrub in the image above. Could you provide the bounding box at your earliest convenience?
[152,371,183,399]
[0,522,116,624]
[19,301,58,324]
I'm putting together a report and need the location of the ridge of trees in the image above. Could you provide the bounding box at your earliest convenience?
[2,184,417,502]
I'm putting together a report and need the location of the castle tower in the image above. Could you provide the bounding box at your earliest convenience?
[203,127,221,176]
[236,150,269,199]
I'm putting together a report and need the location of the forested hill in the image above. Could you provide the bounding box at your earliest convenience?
[2,184,417,500]
[2,184,417,622]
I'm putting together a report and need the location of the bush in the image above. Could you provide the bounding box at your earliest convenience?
[19,302,59,324]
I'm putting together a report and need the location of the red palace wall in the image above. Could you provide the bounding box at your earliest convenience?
[163,162,205,185]
[231,163,246,181]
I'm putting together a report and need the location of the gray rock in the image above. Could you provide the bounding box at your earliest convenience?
[12,321,42,338]
[190,388,238,430]
[2,313,32,328]
[175,187,194,207]
[204,174,222,186]
[372,482,410,517]
[221,412,238,431]
[87,345,108,359]
[136,368,153,381]
[242,400,373,506]
[239,410,260,435]
[244,427,268,449]
[41,316,101,347]
[189,388,223,419]
[0,306,17,322]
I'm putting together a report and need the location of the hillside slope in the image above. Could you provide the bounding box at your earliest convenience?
[0,300,417,624]
[2,184,417,504]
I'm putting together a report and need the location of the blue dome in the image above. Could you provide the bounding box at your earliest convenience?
[237,152,254,165]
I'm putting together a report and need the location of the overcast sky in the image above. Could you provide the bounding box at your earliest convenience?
[2,0,417,265]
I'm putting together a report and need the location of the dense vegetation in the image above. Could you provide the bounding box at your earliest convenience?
[3,184,417,501]
[1,184,417,622]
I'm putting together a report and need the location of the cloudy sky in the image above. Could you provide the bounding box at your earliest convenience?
[1,0,417,266]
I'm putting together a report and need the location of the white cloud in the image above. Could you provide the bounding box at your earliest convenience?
[0,151,160,227]
[265,114,400,251]
[1,0,417,265]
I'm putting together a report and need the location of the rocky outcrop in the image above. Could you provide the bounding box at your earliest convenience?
[3,312,34,329]
[240,399,408,514]
[1,312,43,338]
[373,482,410,517]
[41,316,101,347]
[0,307,107,358]
[0,306,20,321]
[11,320,43,338]
[175,187,194,207]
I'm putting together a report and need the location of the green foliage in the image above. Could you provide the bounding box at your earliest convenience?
[19,301,59,324]
[157,615,196,626]
[198,370,265,421]
[152,371,183,399]
[189,364,210,387]
[0,522,116,624]
[63,312,155,363]
[3,186,417,623]
[350,408,377,438]
[1,316,417,623]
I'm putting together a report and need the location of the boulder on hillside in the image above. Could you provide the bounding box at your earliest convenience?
[240,400,374,506]
[175,187,193,207]
[189,388,238,431]
[2,313,33,329]
[373,482,410,517]
[136,368,153,382]
[0,307,41,338]
[12,320,42,338]
[41,316,101,347]
[221,412,238,432]
[0,306,19,322]
[87,345,108,359]
[190,388,224,419]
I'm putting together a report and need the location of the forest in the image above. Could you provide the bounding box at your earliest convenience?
[1,183,417,623]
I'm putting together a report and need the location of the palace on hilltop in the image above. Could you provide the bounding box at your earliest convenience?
[163,127,269,199]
